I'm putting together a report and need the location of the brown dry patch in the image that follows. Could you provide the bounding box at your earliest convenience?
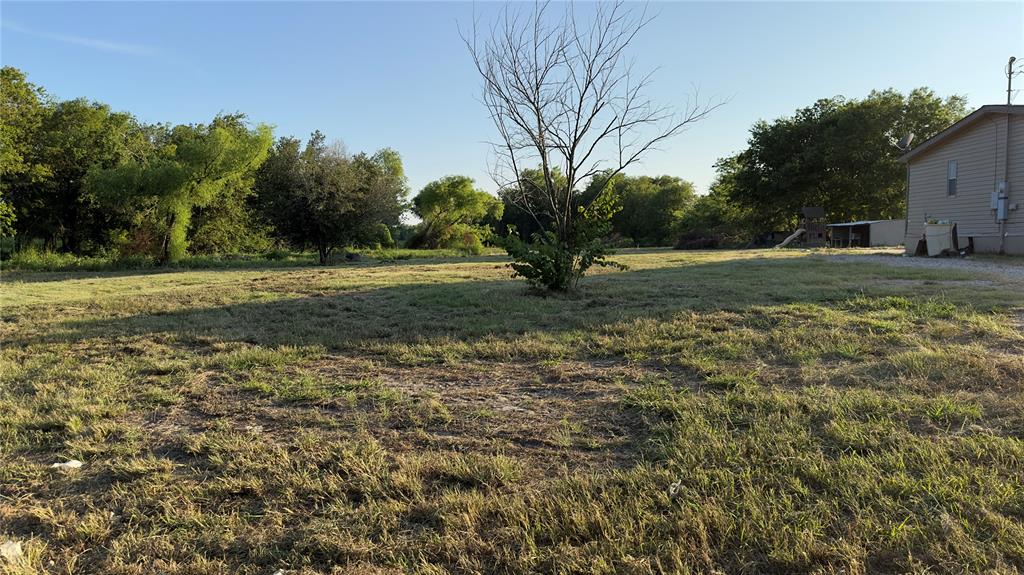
[136,356,661,473]
[346,358,653,470]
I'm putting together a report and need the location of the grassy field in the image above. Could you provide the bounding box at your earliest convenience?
[2,249,1023,575]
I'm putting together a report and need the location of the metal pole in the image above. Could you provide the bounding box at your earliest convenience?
[1000,56,1015,254]
[1010,56,1017,106]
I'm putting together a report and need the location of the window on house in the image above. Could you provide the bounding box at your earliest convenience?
[947,160,957,196]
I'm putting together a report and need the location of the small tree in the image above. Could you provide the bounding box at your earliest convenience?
[410,175,503,252]
[465,1,717,290]
[87,114,273,263]
[254,133,407,264]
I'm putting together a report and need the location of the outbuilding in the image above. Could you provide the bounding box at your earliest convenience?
[827,219,905,247]
[900,105,1024,255]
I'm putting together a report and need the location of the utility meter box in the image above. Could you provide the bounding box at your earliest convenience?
[997,197,1009,221]
[995,181,1010,221]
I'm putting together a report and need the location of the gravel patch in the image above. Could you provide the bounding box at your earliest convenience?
[825,254,1024,282]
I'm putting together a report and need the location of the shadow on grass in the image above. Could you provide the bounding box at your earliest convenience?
[0,253,515,284]
[10,255,1015,354]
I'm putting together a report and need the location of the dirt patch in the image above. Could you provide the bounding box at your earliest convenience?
[137,356,659,473]
[310,357,654,470]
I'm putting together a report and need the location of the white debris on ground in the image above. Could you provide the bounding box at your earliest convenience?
[50,459,83,470]
[1,540,24,563]
[668,480,682,500]
[825,254,1024,282]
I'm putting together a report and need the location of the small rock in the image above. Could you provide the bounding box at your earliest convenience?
[1,540,23,563]
[51,459,83,470]
[271,570,286,575]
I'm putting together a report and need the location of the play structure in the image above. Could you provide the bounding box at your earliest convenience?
[773,207,828,248]
[799,207,828,247]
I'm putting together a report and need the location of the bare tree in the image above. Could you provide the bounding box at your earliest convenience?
[463,1,719,290]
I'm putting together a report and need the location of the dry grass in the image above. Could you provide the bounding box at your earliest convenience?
[2,249,1023,574]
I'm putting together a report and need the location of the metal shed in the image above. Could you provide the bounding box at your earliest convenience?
[827,219,905,247]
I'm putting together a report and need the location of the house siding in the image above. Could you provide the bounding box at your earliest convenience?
[904,112,1023,254]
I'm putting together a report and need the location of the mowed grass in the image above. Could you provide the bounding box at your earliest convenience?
[1,249,1023,574]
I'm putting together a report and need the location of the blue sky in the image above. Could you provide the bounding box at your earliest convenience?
[2,1,1022,196]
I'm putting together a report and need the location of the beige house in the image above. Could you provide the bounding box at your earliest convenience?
[900,105,1024,255]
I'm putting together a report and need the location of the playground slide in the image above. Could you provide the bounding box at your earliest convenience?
[774,228,805,248]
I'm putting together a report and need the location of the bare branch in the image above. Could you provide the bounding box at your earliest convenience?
[464,0,721,238]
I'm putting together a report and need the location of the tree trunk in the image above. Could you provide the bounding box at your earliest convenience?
[159,212,175,265]
[159,234,170,266]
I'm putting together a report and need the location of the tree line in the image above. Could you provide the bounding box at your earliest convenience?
[677,88,967,248]
[0,67,409,264]
[450,87,966,255]
[1,66,701,265]
[412,169,698,255]
[2,62,968,276]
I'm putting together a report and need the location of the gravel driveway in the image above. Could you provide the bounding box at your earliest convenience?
[825,253,1024,283]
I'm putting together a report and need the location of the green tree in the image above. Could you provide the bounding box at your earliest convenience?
[188,178,275,254]
[252,136,303,242]
[410,175,502,252]
[2,68,148,251]
[727,88,966,230]
[675,157,756,248]
[88,114,273,263]
[0,67,49,236]
[347,148,408,243]
[496,167,566,241]
[254,133,407,264]
[586,173,696,246]
[37,100,148,253]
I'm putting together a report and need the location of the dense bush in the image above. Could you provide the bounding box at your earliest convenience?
[370,223,396,249]
[673,162,756,249]
[2,248,154,272]
[409,176,501,253]
[503,194,625,291]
